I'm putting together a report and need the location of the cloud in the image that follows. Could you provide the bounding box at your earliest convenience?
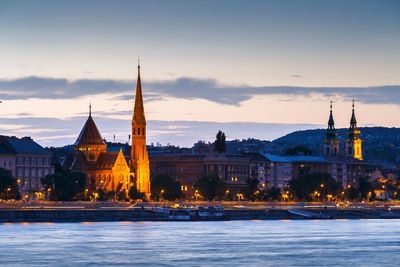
[1,76,400,106]
[0,116,324,147]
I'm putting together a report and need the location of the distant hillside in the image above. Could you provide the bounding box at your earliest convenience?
[273,127,400,166]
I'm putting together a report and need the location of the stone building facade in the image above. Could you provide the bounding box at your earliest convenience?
[0,135,54,198]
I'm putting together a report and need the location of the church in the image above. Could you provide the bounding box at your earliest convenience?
[323,100,363,160]
[63,64,150,197]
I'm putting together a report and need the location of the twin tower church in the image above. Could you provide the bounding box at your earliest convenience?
[324,100,363,160]
[63,65,150,197]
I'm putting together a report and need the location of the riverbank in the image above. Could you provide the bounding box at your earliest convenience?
[0,207,399,223]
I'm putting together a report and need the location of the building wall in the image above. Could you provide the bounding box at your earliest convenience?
[15,153,54,196]
[0,154,16,177]
[150,153,250,199]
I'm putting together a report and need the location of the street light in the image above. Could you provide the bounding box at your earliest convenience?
[160,189,164,202]
[6,187,11,200]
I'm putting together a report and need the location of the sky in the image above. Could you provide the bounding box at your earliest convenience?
[0,0,399,147]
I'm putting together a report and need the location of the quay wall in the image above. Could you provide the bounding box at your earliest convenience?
[0,208,399,223]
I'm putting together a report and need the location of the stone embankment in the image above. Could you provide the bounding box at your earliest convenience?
[0,207,399,223]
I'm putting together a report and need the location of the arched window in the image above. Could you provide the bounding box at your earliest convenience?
[138,128,140,135]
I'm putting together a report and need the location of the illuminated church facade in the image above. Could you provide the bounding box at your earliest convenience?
[63,65,150,196]
[323,100,363,161]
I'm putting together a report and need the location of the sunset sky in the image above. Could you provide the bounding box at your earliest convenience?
[0,0,399,147]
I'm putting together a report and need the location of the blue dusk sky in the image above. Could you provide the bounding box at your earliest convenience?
[0,0,399,147]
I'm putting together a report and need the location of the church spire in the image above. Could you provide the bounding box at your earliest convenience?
[132,62,146,124]
[328,101,335,130]
[326,101,337,140]
[350,99,357,130]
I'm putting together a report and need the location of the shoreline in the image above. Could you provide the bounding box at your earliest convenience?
[0,207,399,223]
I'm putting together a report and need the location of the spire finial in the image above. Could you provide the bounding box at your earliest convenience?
[352,99,355,110]
[138,57,140,69]
[330,100,332,111]
[89,102,92,117]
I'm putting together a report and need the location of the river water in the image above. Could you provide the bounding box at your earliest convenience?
[0,219,399,266]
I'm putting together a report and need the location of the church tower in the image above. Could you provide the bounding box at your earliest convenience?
[324,101,339,156]
[345,100,362,160]
[131,64,150,195]
[74,104,107,162]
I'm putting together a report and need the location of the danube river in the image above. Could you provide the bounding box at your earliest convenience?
[1,219,399,266]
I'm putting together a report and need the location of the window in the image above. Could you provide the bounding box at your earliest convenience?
[25,169,29,177]
[32,169,36,177]
[32,158,35,165]
[25,158,29,165]
[45,169,49,176]
[45,158,49,165]
[18,158,22,165]
[38,169,42,177]
[138,128,140,135]
[18,168,22,177]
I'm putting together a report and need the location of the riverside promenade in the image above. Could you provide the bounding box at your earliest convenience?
[0,201,399,222]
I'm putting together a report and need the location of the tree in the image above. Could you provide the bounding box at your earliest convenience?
[263,187,281,201]
[0,168,20,200]
[195,173,227,201]
[151,173,182,201]
[104,190,116,201]
[243,177,259,201]
[214,130,227,153]
[345,187,360,201]
[117,189,128,201]
[128,185,145,201]
[288,173,341,201]
[41,171,86,201]
[358,177,373,200]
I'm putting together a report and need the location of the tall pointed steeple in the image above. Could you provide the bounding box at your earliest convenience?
[327,101,336,134]
[350,99,357,130]
[132,63,146,124]
[131,61,150,196]
[324,101,339,156]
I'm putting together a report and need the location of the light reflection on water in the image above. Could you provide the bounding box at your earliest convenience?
[1,219,400,266]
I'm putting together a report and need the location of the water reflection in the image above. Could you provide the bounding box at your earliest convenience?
[0,219,399,266]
